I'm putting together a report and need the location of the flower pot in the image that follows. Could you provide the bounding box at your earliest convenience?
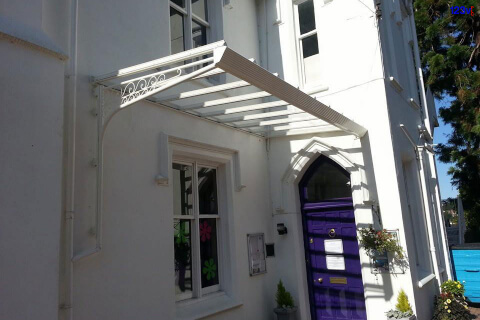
[274,307,297,320]
[387,316,416,320]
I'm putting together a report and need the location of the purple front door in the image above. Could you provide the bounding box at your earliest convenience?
[299,157,367,320]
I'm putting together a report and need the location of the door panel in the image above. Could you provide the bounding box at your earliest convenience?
[299,156,367,320]
[303,200,367,320]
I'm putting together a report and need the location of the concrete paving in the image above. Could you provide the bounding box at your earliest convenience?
[470,306,480,319]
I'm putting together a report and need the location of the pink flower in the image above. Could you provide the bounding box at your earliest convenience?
[200,221,212,242]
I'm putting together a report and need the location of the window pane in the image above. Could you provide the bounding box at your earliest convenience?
[298,0,316,34]
[171,0,185,8]
[174,219,193,298]
[192,20,207,48]
[173,163,193,215]
[198,167,218,215]
[305,157,351,202]
[200,218,219,288]
[302,35,319,59]
[170,8,185,54]
[192,0,208,21]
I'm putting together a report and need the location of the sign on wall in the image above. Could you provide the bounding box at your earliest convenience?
[247,233,267,276]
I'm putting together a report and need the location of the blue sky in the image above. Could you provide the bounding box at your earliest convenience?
[433,98,458,200]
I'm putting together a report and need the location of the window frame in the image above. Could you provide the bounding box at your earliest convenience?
[293,0,321,89]
[169,0,211,54]
[173,158,222,302]
[402,159,434,275]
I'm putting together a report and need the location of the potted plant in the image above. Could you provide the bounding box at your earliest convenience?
[274,280,297,320]
[432,280,471,320]
[358,226,404,260]
[386,289,415,320]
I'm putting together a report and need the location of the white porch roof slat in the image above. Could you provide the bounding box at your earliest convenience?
[191,68,225,80]
[180,91,272,111]
[189,59,255,81]
[250,119,331,133]
[217,108,303,123]
[200,100,289,117]
[155,80,251,102]
[266,125,342,137]
[234,113,317,128]
[93,42,366,138]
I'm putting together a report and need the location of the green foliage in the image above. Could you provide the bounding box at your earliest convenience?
[414,0,480,240]
[275,280,295,309]
[386,290,413,319]
[433,281,471,320]
[441,280,466,297]
[396,290,413,314]
[358,227,404,259]
[386,310,413,319]
[432,293,471,320]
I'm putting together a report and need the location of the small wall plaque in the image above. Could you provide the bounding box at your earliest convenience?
[330,277,348,284]
[247,233,266,276]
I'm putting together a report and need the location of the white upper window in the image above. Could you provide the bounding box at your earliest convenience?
[297,0,319,59]
[170,0,210,54]
[294,0,322,88]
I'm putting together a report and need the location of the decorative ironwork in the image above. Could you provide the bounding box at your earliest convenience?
[120,69,183,106]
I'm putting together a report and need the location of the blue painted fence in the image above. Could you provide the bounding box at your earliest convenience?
[451,244,480,303]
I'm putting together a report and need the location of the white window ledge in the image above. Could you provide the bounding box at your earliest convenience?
[176,292,242,320]
[418,273,436,288]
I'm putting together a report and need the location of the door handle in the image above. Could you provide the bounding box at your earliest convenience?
[466,270,480,272]
[328,229,336,238]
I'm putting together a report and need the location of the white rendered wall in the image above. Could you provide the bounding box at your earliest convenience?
[0,40,65,320]
[72,99,275,320]
[70,1,277,320]
[0,0,449,319]
[263,0,444,319]
[380,2,447,318]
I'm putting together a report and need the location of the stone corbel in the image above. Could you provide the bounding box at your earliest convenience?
[234,152,246,191]
[155,132,169,186]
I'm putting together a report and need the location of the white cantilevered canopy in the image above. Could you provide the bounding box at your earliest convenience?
[93,40,366,138]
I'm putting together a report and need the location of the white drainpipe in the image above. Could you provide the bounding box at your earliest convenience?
[426,150,453,280]
[417,147,441,288]
[61,0,78,319]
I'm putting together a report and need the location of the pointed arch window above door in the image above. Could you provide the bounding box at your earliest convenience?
[303,157,351,202]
